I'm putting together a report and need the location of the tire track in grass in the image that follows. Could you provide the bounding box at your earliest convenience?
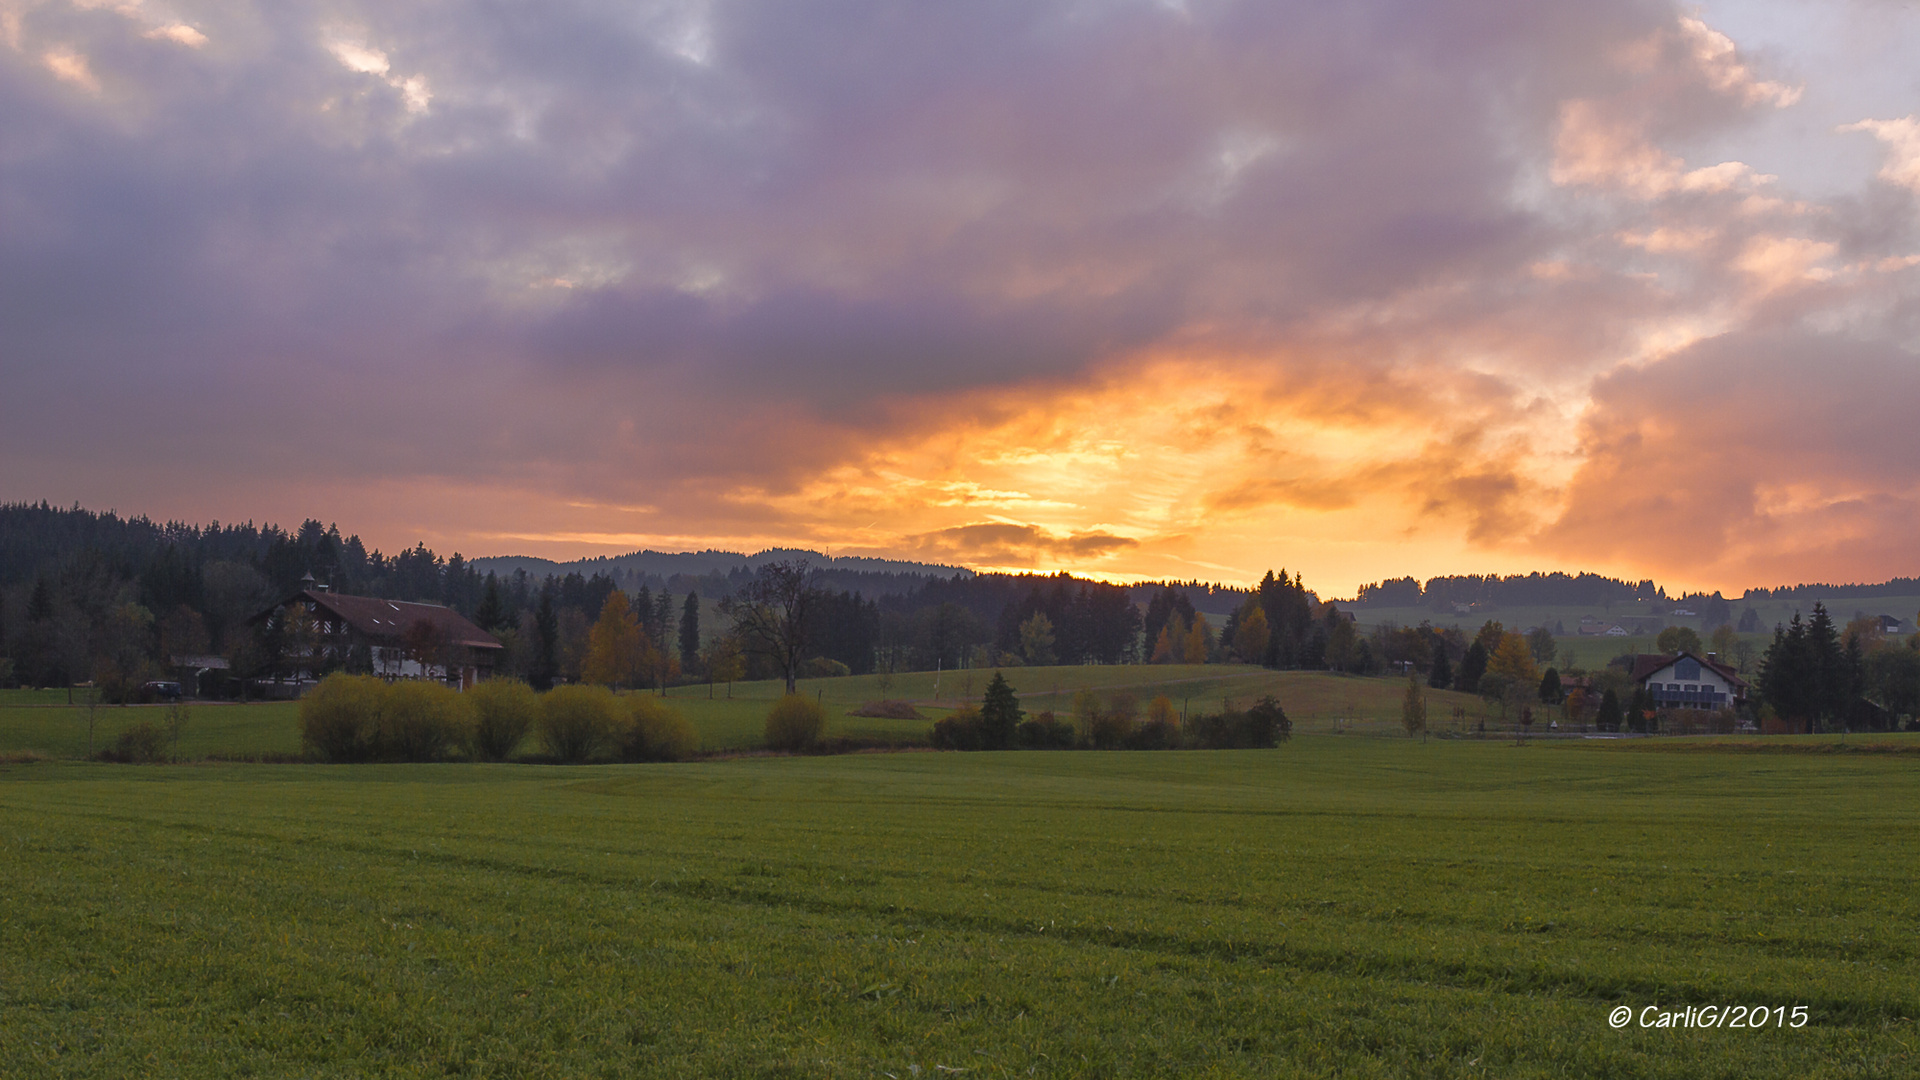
[35,806,1903,1030]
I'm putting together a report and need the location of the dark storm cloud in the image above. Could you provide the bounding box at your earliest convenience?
[8,0,1911,587]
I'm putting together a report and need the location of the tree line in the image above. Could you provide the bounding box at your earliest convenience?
[0,504,1331,696]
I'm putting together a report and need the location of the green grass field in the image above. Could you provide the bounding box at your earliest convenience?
[1,667,1497,760]
[4,740,1916,1077]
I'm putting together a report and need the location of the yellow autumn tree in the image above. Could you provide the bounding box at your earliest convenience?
[1233,603,1269,664]
[1152,614,1188,664]
[1485,631,1539,687]
[582,591,643,689]
[1183,615,1210,664]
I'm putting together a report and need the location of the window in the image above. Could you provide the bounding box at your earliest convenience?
[1675,658,1701,680]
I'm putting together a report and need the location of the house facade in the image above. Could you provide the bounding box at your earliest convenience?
[1631,651,1748,711]
[249,587,503,689]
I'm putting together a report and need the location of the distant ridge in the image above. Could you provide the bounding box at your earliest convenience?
[469,547,973,582]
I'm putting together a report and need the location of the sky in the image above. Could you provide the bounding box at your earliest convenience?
[4,0,1920,597]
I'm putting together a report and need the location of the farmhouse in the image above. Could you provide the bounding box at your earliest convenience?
[249,584,502,689]
[1631,651,1748,711]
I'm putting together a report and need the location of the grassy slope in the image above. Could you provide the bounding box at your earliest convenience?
[1,667,1489,758]
[3,742,1915,1077]
[0,701,304,760]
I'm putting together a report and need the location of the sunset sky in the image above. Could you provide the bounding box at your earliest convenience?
[5,0,1920,596]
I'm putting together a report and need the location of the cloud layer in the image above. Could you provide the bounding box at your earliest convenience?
[2,0,1917,593]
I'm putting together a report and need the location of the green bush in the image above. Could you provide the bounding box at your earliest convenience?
[1190,697,1288,749]
[620,696,700,762]
[1088,692,1137,749]
[468,679,540,762]
[1125,719,1179,750]
[931,705,986,750]
[765,693,826,752]
[1015,710,1076,749]
[105,721,171,763]
[539,685,622,763]
[371,680,471,763]
[299,674,383,762]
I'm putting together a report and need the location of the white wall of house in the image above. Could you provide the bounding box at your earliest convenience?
[1643,657,1738,709]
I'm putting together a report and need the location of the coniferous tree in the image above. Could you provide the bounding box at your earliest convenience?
[1807,603,1842,729]
[979,672,1023,750]
[27,577,53,622]
[1759,613,1814,732]
[1595,688,1622,733]
[1538,667,1561,704]
[634,585,654,642]
[679,592,702,673]
[1841,633,1865,728]
[655,590,674,650]
[474,574,507,633]
[1455,640,1488,693]
[1627,686,1652,733]
[531,590,559,691]
[1428,647,1452,690]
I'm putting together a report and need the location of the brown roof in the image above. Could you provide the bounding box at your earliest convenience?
[1630,651,1747,689]
[263,589,502,650]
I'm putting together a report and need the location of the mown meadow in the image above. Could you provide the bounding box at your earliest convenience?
[0,666,1495,761]
[4,737,1918,1077]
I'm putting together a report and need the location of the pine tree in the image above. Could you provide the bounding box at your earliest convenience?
[679,592,702,673]
[979,672,1023,750]
[1538,667,1561,704]
[27,578,53,622]
[532,591,559,691]
[1428,648,1452,690]
[1759,613,1812,732]
[1808,602,1842,730]
[1456,641,1488,693]
[1596,688,1622,733]
[474,574,506,633]
[634,585,654,641]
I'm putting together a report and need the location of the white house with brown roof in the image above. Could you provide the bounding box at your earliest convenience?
[250,587,502,689]
[1631,651,1748,711]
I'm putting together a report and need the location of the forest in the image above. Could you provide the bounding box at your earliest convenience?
[0,503,1313,697]
[6,501,1919,732]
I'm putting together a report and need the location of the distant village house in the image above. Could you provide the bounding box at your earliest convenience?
[1631,651,1748,711]
[249,581,502,691]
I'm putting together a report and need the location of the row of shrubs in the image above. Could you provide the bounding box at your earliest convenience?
[932,694,1290,751]
[298,675,700,764]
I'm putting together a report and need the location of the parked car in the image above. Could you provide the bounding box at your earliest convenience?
[140,680,184,702]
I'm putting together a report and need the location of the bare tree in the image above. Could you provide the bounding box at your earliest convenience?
[719,560,818,695]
